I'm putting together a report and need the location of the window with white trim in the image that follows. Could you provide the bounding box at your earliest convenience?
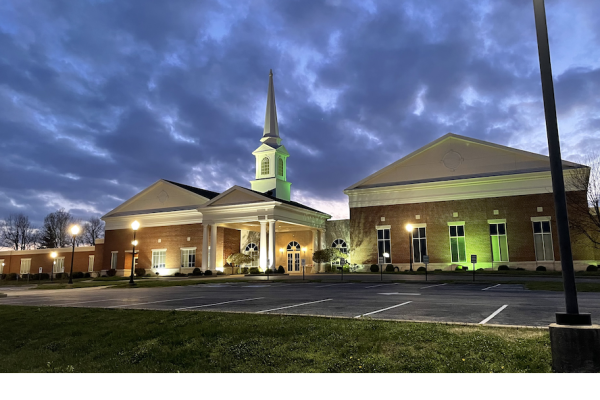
[411,227,427,263]
[449,225,466,263]
[377,228,391,263]
[490,223,509,262]
[20,259,31,275]
[181,248,196,269]
[277,157,284,176]
[54,257,65,273]
[152,250,166,269]
[244,243,259,267]
[533,221,554,261]
[332,239,348,265]
[261,157,270,175]
[110,252,118,270]
[88,255,95,272]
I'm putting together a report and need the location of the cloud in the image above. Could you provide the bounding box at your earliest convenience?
[0,0,599,225]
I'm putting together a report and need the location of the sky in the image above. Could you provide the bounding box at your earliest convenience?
[1,0,599,225]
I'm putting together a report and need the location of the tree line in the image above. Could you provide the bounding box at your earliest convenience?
[0,209,104,250]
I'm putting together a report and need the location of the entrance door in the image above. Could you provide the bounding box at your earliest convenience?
[286,241,301,272]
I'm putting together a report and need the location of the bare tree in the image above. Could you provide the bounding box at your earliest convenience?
[566,154,600,248]
[82,217,105,246]
[0,213,37,250]
[38,209,74,249]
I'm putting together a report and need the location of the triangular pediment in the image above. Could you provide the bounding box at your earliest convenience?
[202,186,275,207]
[103,180,216,218]
[347,133,585,190]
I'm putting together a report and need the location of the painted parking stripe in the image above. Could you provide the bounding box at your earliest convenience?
[355,301,412,318]
[316,283,353,288]
[420,283,447,289]
[365,283,397,289]
[176,297,264,310]
[108,296,205,308]
[479,305,509,324]
[482,284,501,291]
[378,293,421,296]
[256,299,333,313]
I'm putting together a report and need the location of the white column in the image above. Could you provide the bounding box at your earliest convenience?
[319,229,326,273]
[268,220,276,271]
[202,224,209,272]
[259,221,268,271]
[312,229,318,273]
[210,224,218,272]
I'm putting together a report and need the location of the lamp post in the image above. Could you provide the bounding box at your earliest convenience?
[381,252,389,281]
[68,225,80,284]
[405,224,413,272]
[130,221,140,285]
[50,252,57,282]
[302,247,307,280]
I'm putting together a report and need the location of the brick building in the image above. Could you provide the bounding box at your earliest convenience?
[344,133,600,271]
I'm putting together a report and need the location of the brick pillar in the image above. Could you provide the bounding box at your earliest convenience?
[202,224,209,272]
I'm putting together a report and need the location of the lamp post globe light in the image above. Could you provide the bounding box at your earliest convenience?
[68,225,80,284]
[130,221,140,285]
[405,224,413,272]
[50,251,57,282]
[381,252,389,281]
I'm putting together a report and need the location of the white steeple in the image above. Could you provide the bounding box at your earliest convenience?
[250,70,291,201]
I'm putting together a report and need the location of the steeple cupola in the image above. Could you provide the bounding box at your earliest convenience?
[250,70,291,201]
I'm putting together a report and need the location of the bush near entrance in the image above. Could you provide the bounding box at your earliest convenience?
[106,269,117,277]
[204,270,213,276]
[498,265,509,271]
[370,264,379,272]
[249,267,259,274]
[385,264,394,272]
[417,266,426,272]
[536,266,547,271]
[192,268,202,276]
[277,266,285,274]
[587,265,598,272]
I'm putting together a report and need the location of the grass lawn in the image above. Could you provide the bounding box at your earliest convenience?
[0,306,551,373]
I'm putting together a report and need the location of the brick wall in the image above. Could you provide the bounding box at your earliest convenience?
[350,191,600,270]
[0,248,96,276]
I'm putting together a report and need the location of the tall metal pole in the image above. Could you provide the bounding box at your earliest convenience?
[408,232,413,272]
[129,230,136,285]
[533,0,590,325]
[68,236,76,284]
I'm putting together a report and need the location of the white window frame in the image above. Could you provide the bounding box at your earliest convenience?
[448,222,466,263]
[261,157,270,175]
[110,252,118,270]
[488,219,509,262]
[20,259,32,275]
[376,226,391,264]
[88,255,95,272]
[152,249,167,269]
[532,217,554,261]
[244,243,260,267]
[54,257,65,273]
[180,247,197,269]
[410,223,427,263]
[332,239,348,265]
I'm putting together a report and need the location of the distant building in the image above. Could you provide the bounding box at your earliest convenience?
[1,72,599,278]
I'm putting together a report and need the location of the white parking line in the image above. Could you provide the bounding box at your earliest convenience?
[256,299,333,313]
[355,301,412,318]
[420,283,447,289]
[365,283,397,289]
[479,305,509,324]
[46,298,122,306]
[378,293,421,296]
[109,296,205,308]
[482,284,501,291]
[315,283,349,288]
[176,297,264,310]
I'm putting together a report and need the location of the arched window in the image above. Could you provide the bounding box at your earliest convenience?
[261,157,270,175]
[286,241,301,251]
[277,157,284,176]
[332,239,348,254]
[244,243,259,267]
[286,241,301,272]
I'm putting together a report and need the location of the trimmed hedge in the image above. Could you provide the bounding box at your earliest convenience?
[135,268,146,277]
[417,266,426,272]
[536,266,547,271]
[192,267,202,276]
[5,273,17,281]
[277,266,285,274]
[587,265,598,272]
[385,264,394,272]
[72,271,85,279]
[174,272,187,277]
[241,267,249,274]
[498,265,509,271]
[106,269,117,277]
[249,267,260,275]
[204,270,213,276]
[370,264,379,272]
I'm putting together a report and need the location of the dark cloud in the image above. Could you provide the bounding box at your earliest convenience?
[0,0,599,224]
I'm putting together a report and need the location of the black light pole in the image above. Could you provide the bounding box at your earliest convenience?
[68,225,80,284]
[533,0,590,325]
[406,224,413,272]
[50,252,56,282]
[130,221,140,285]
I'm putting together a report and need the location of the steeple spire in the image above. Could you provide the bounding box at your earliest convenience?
[261,69,281,147]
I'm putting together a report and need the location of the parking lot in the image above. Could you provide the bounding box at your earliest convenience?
[3,281,600,327]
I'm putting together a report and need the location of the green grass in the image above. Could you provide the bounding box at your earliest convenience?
[0,305,551,373]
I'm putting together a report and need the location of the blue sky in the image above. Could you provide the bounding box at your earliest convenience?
[0,0,599,224]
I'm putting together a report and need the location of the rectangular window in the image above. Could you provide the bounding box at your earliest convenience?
[110,252,118,270]
[377,228,391,263]
[181,249,196,269]
[412,227,427,263]
[88,255,95,272]
[20,259,31,275]
[490,223,509,262]
[449,225,466,263]
[533,221,554,261]
[54,257,65,273]
[152,250,166,269]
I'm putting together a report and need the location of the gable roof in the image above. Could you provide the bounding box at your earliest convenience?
[163,180,220,200]
[346,132,587,191]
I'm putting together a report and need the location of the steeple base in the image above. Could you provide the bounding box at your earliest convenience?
[251,178,291,202]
